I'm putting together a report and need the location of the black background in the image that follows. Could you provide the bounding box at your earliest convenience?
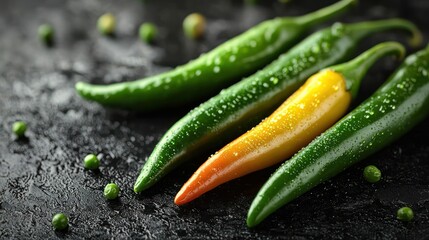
[1,0,429,239]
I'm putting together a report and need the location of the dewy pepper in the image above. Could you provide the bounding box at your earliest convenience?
[174,42,405,205]
[75,0,356,111]
[133,19,422,193]
[247,45,429,227]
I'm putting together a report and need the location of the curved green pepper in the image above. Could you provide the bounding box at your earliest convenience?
[133,19,422,193]
[75,0,356,111]
[247,45,429,227]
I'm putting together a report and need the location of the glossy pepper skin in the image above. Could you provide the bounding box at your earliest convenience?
[247,45,429,227]
[75,0,356,111]
[133,19,421,194]
[174,42,405,205]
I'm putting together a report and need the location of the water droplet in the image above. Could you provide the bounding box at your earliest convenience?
[249,41,257,48]
[229,55,236,62]
[264,29,274,41]
[419,67,428,77]
[365,109,374,115]
[213,66,220,73]
[154,81,162,87]
[321,42,330,51]
[206,57,214,66]
[195,70,202,76]
[311,45,320,54]
[270,77,279,85]
[282,68,288,74]
[331,22,345,36]
[214,57,221,65]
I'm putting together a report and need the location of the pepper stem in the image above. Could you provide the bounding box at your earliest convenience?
[347,19,423,48]
[331,42,405,99]
[296,0,358,27]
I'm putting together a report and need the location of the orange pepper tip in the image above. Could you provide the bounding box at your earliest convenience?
[175,181,206,205]
[174,187,190,206]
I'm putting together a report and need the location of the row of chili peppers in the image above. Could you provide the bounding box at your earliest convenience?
[76,0,429,227]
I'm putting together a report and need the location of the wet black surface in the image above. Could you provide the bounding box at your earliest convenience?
[1,0,429,239]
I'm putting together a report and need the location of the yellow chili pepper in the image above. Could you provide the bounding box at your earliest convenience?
[175,42,405,205]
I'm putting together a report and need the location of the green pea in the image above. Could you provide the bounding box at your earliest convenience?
[397,207,414,222]
[183,13,206,39]
[363,165,381,183]
[52,213,69,231]
[12,121,27,138]
[38,24,54,45]
[98,13,116,35]
[83,154,100,170]
[139,23,157,43]
[104,183,119,200]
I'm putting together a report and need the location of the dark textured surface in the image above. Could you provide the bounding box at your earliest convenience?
[1,0,429,239]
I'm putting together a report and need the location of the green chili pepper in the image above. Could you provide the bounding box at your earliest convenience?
[133,19,422,193]
[52,213,69,231]
[397,206,414,222]
[75,0,356,111]
[363,165,381,183]
[247,45,429,227]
